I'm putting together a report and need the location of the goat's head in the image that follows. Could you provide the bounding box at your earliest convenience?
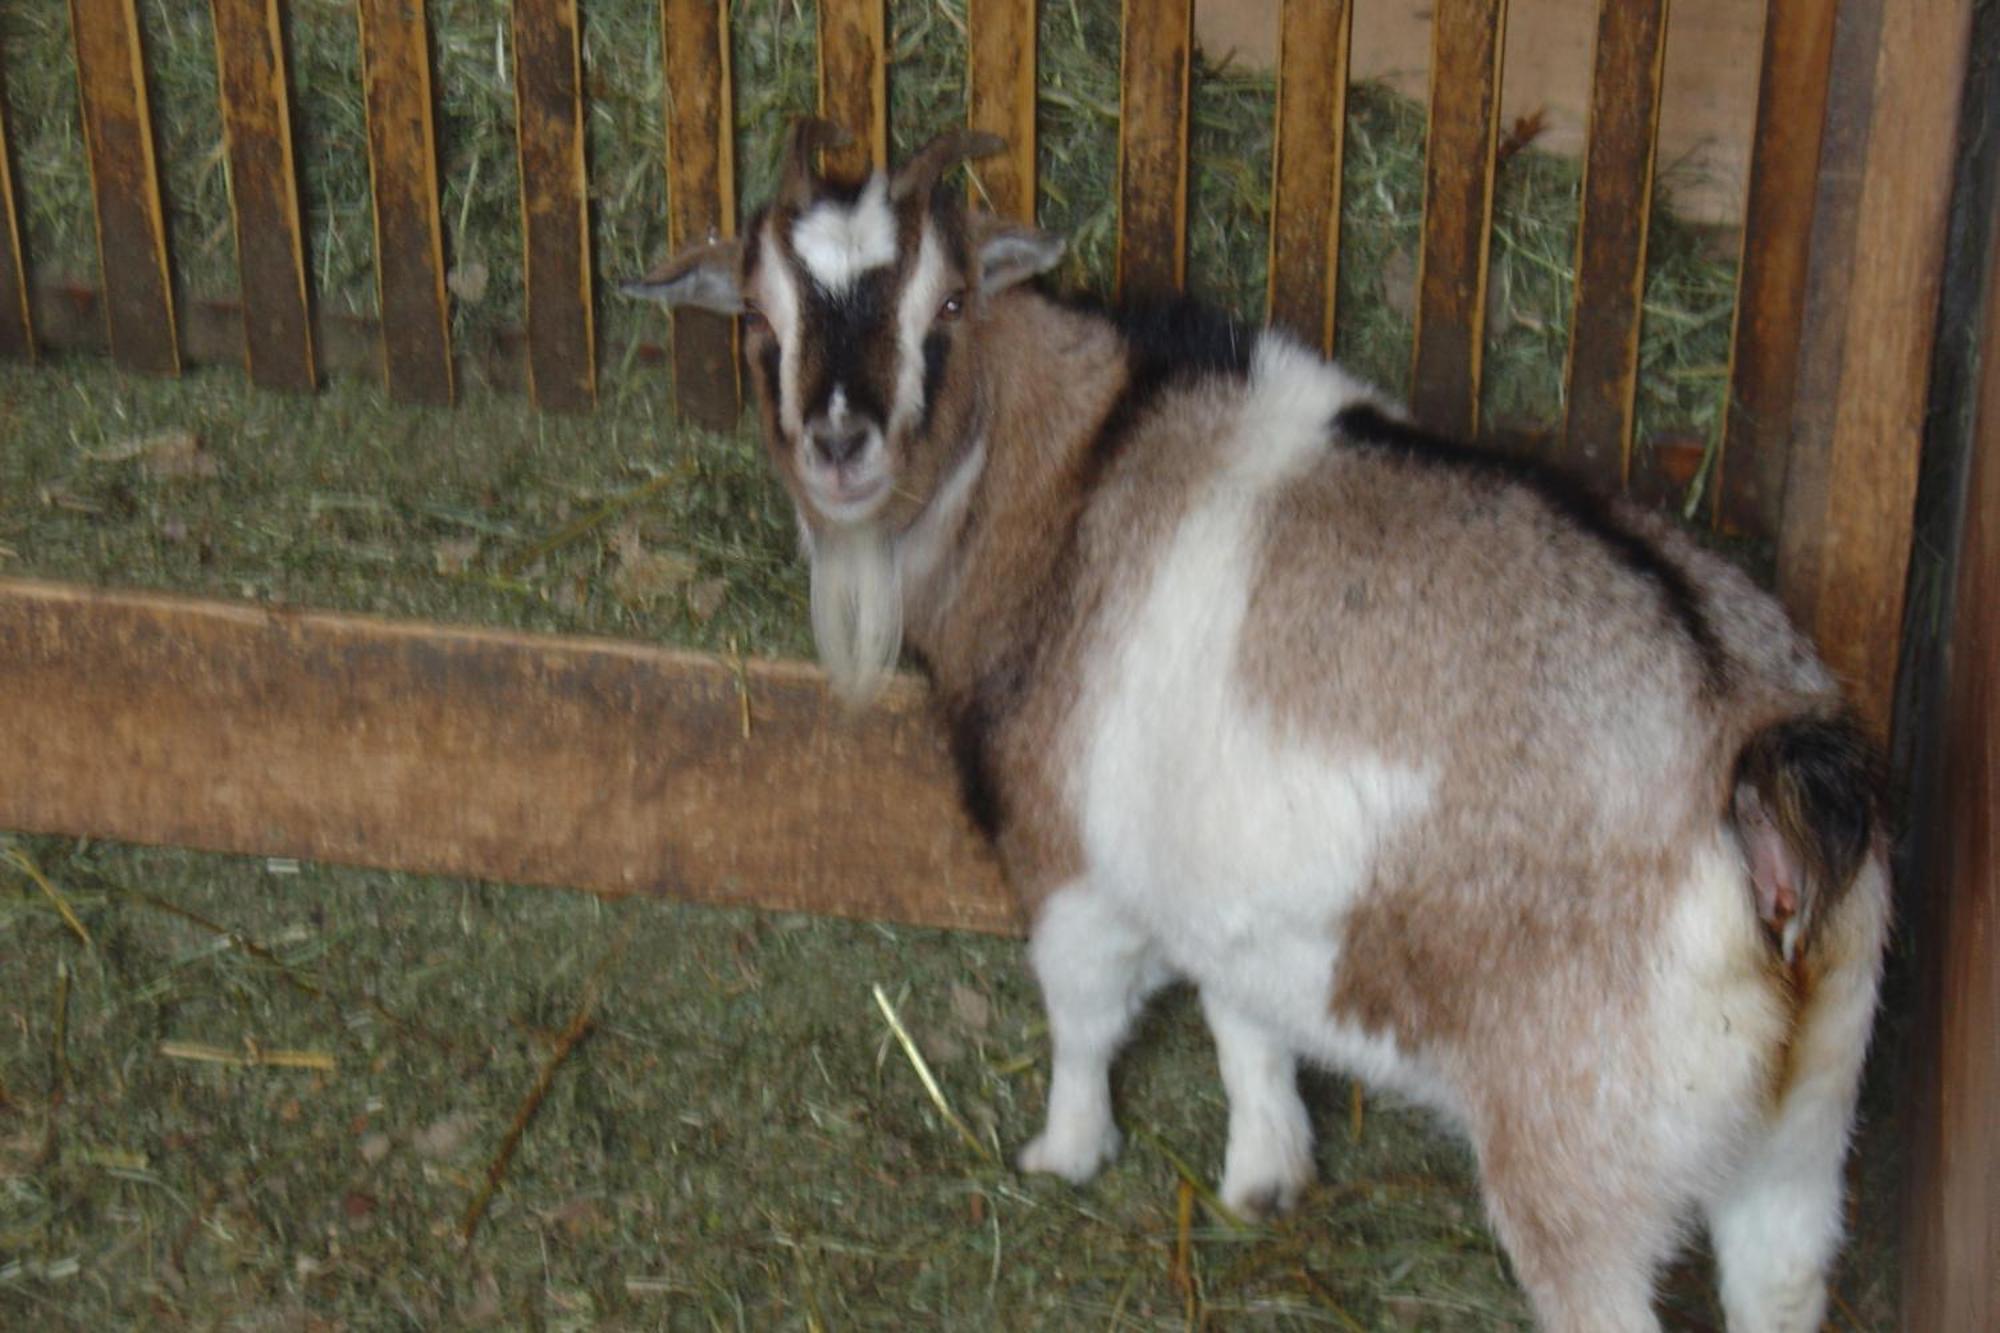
[626,122,1065,702]
[627,121,1064,531]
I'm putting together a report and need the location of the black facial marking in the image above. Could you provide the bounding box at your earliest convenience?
[919,330,951,436]
[1331,404,1732,693]
[804,271,895,424]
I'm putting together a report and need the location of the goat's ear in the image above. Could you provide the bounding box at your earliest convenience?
[971,216,1065,295]
[620,239,745,313]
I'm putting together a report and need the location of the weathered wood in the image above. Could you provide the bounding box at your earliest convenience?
[513,0,594,413]
[0,83,32,360]
[1558,0,1669,488]
[661,0,739,429]
[0,578,1016,935]
[1713,0,1838,536]
[68,0,179,376]
[966,0,1037,220]
[1410,0,1506,438]
[356,0,453,406]
[817,0,886,180]
[1778,0,1970,734]
[1266,0,1350,353]
[211,0,315,392]
[1903,151,2000,1333]
[1117,0,1194,297]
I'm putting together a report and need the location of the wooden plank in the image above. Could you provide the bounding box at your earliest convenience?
[1903,150,2000,1332]
[0,82,32,360]
[661,0,739,429]
[816,0,886,180]
[210,0,315,392]
[966,0,1037,221]
[1558,0,1669,488]
[356,0,453,406]
[513,0,595,413]
[68,0,179,377]
[1116,0,1193,297]
[1713,0,1837,536]
[1777,0,1970,735]
[0,577,1016,935]
[1409,0,1506,438]
[1266,0,1350,353]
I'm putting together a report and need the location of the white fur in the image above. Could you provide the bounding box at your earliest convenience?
[808,524,902,706]
[896,434,987,599]
[791,175,897,295]
[1029,339,1458,1210]
[889,222,951,440]
[755,217,807,441]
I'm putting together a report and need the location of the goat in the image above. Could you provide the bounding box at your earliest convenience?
[628,123,1890,1333]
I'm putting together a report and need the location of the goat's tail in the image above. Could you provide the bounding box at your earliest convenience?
[1729,713,1882,964]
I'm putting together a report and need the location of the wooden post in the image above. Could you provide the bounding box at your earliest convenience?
[68,0,179,377]
[661,0,739,429]
[0,75,32,361]
[1713,0,1839,536]
[0,578,1016,936]
[1558,0,1670,490]
[1116,0,1194,298]
[211,0,316,392]
[1266,0,1351,354]
[1410,0,1506,438]
[967,0,1037,221]
[1776,0,1972,734]
[356,0,454,406]
[817,0,886,180]
[513,0,595,413]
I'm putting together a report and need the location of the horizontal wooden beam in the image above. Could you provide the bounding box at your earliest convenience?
[0,578,1015,936]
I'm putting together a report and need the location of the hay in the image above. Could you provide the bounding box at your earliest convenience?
[0,833,1906,1326]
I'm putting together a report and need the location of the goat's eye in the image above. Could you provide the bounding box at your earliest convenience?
[937,292,966,322]
[740,303,771,336]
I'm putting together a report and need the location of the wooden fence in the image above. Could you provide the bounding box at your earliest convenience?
[0,0,1970,894]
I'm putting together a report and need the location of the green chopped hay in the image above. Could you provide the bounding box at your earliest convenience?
[0,834,1906,1327]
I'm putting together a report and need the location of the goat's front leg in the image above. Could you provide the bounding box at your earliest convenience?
[1018,885,1171,1183]
[1201,991,1316,1218]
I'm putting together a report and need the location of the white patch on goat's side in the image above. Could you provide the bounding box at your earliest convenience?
[889,222,951,439]
[1074,337,1452,1112]
[809,522,902,705]
[791,175,898,295]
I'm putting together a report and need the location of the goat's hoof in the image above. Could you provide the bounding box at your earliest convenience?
[1220,1151,1314,1221]
[1017,1122,1120,1184]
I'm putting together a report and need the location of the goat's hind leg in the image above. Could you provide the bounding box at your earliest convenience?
[1201,992,1315,1218]
[1018,885,1172,1183]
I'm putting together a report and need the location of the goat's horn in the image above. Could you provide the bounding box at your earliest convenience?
[779,118,854,208]
[891,128,1006,202]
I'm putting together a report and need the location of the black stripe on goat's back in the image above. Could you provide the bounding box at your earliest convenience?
[1068,294,1256,486]
[1331,405,1732,693]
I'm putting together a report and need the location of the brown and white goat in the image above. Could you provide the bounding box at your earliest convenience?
[630,124,1889,1333]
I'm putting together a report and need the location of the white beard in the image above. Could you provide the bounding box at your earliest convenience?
[808,522,903,706]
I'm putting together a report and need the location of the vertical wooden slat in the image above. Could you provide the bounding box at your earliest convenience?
[0,82,33,360]
[356,0,453,406]
[211,0,315,392]
[69,0,179,376]
[1778,0,1971,734]
[1904,154,2000,1332]
[1116,0,1193,298]
[1713,0,1839,536]
[1410,0,1506,438]
[966,0,1036,221]
[1558,0,1670,488]
[661,0,738,429]
[1266,0,1351,353]
[513,0,594,413]
[817,0,886,180]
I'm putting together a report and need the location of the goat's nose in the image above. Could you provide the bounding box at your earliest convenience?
[810,421,871,467]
